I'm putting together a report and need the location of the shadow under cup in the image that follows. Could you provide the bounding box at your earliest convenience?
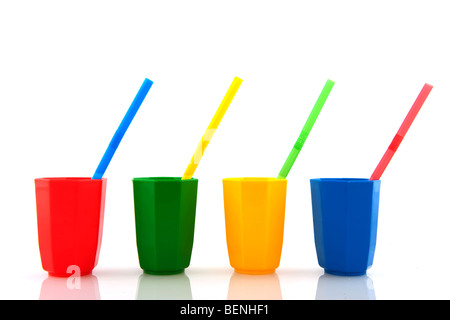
[310,178,381,276]
[132,177,198,275]
[35,177,107,277]
[223,178,287,275]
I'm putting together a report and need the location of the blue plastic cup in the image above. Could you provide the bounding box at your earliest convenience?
[310,178,381,276]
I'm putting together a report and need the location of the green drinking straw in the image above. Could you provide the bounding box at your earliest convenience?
[277,79,335,179]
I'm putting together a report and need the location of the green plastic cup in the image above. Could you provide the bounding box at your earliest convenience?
[132,177,198,275]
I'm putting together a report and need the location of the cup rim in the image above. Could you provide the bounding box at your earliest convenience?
[223,177,286,182]
[310,178,379,182]
[132,177,198,182]
[35,177,106,181]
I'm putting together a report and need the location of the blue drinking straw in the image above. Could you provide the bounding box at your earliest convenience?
[92,78,153,179]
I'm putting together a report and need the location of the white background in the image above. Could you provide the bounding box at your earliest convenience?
[1,0,449,300]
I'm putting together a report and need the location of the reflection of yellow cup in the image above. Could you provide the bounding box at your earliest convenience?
[227,272,282,300]
[223,178,287,275]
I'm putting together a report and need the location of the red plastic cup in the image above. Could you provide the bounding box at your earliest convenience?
[35,178,107,277]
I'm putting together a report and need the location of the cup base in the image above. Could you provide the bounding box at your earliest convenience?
[48,271,92,278]
[234,268,276,275]
[325,269,366,276]
[143,269,185,275]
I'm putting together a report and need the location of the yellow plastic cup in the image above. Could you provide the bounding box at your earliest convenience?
[222,178,287,274]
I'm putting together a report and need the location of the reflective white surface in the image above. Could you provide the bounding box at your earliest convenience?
[3,260,450,300]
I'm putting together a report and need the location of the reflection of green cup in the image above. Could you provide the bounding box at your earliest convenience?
[132,177,198,275]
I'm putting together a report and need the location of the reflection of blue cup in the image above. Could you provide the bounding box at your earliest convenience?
[310,178,381,276]
[315,274,376,300]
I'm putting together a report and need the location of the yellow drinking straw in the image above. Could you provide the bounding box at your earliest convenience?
[181,76,243,180]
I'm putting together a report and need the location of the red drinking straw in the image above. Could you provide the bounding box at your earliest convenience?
[370,83,433,180]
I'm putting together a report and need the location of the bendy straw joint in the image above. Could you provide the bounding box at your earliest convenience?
[277,79,335,180]
[181,77,243,180]
[369,83,433,181]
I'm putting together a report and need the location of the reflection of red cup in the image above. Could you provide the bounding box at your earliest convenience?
[39,274,101,300]
[35,178,106,277]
